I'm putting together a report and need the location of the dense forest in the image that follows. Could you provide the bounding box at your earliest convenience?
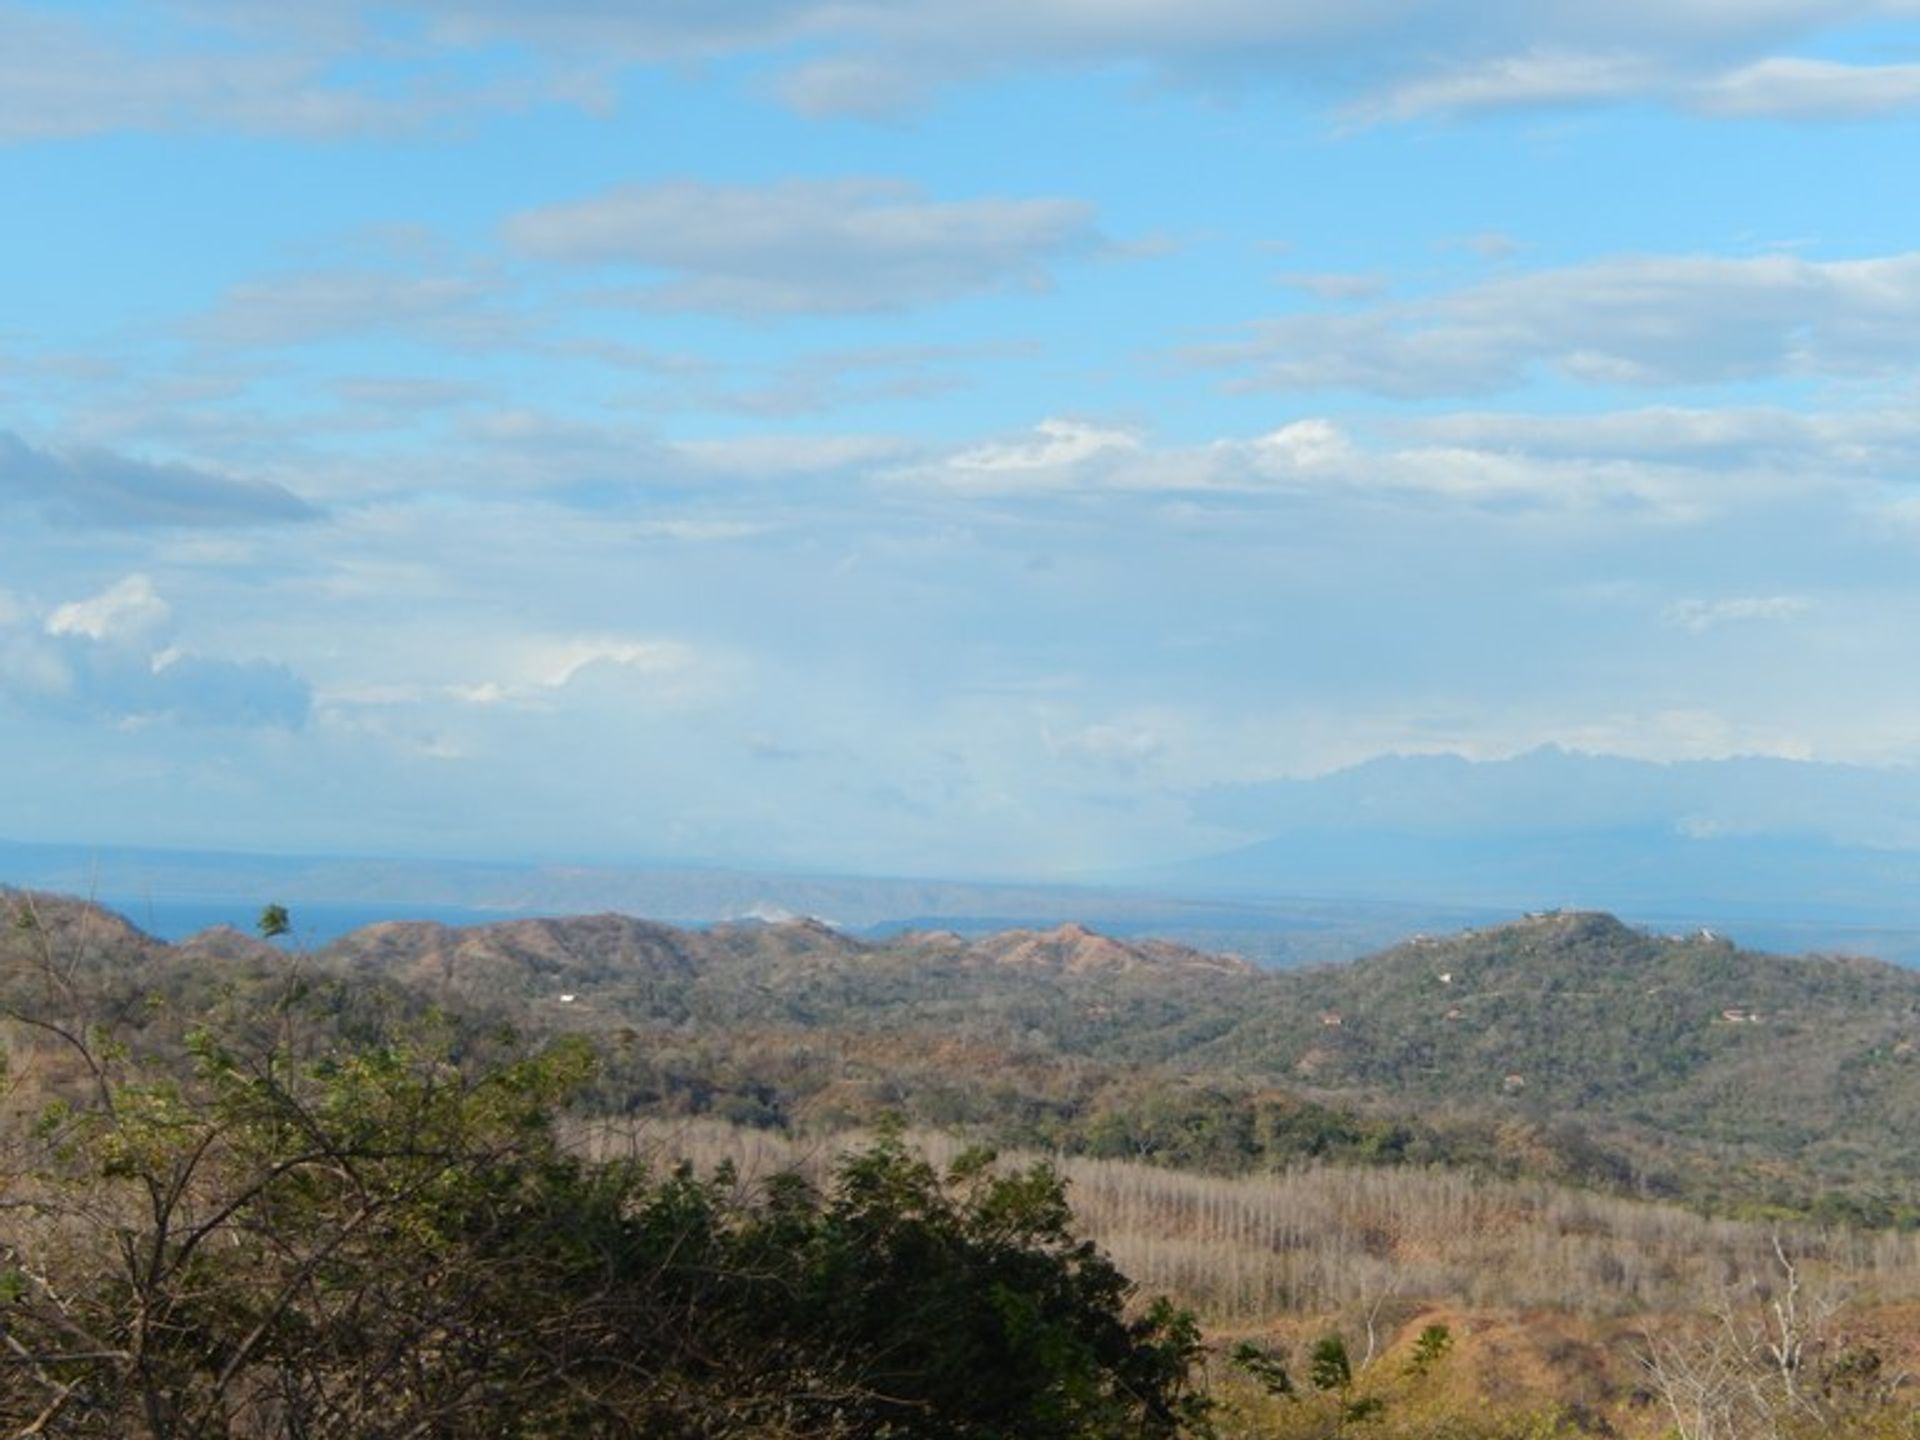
[6,890,1920,1437]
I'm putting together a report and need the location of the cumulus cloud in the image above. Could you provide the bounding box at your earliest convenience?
[1190,250,1920,396]
[138,652,314,728]
[505,178,1100,314]
[0,575,310,729]
[47,575,171,644]
[518,635,697,689]
[324,629,716,726]
[898,407,1913,522]
[941,419,1143,485]
[0,431,317,527]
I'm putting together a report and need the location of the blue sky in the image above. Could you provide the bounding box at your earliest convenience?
[5,0,1920,881]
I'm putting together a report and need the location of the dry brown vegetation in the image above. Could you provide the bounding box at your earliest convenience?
[586,1118,1920,1437]
[14,891,1920,1436]
[581,1118,1920,1321]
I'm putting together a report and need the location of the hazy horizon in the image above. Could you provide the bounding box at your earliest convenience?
[6,3,1920,899]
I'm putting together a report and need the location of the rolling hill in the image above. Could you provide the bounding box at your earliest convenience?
[9,888,1920,1218]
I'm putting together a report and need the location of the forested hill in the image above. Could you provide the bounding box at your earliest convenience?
[11,891,1920,1215]
[312,906,1920,1214]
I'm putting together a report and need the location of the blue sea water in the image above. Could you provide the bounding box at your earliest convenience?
[95,897,521,947]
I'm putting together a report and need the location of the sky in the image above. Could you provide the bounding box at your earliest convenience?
[4,0,1920,882]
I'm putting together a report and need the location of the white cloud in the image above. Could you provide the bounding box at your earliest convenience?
[1410,406,1817,458]
[519,635,698,689]
[0,631,72,701]
[776,57,934,118]
[12,0,1920,143]
[341,632,714,715]
[1247,419,1353,473]
[0,8,483,143]
[1664,595,1812,632]
[895,406,1912,522]
[344,0,1920,124]
[47,575,171,645]
[1403,405,1920,486]
[1191,250,1920,396]
[1364,46,1920,124]
[947,419,1142,476]
[675,434,912,478]
[504,178,1100,314]
[203,268,519,348]
[1361,50,1659,120]
[1692,57,1920,118]
[3,576,310,729]
[1046,719,1169,771]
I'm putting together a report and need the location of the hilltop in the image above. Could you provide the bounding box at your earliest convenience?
[325,904,1920,1215]
[19,885,1920,1437]
[8,889,1920,1217]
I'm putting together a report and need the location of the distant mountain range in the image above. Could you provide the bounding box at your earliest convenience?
[0,836,1500,966]
[14,745,1920,964]
[1161,747,1920,961]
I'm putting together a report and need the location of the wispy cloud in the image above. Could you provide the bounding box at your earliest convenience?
[314,0,1920,123]
[0,7,495,142]
[506,178,1101,315]
[1664,594,1812,632]
[1691,58,1920,119]
[367,0,1916,106]
[10,1,1920,143]
[1189,251,1920,396]
[1271,271,1392,301]
[1358,50,1659,121]
[705,342,1026,418]
[201,267,521,348]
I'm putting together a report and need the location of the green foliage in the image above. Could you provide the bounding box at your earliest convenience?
[28,889,1920,1218]
[0,993,1207,1438]
[1406,1322,1453,1377]
[256,902,291,939]
[1308,1334,1353,1392]
[1230,1341,1295,1397]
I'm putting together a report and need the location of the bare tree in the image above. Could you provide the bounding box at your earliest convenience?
[1637,1230,1889,1440]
